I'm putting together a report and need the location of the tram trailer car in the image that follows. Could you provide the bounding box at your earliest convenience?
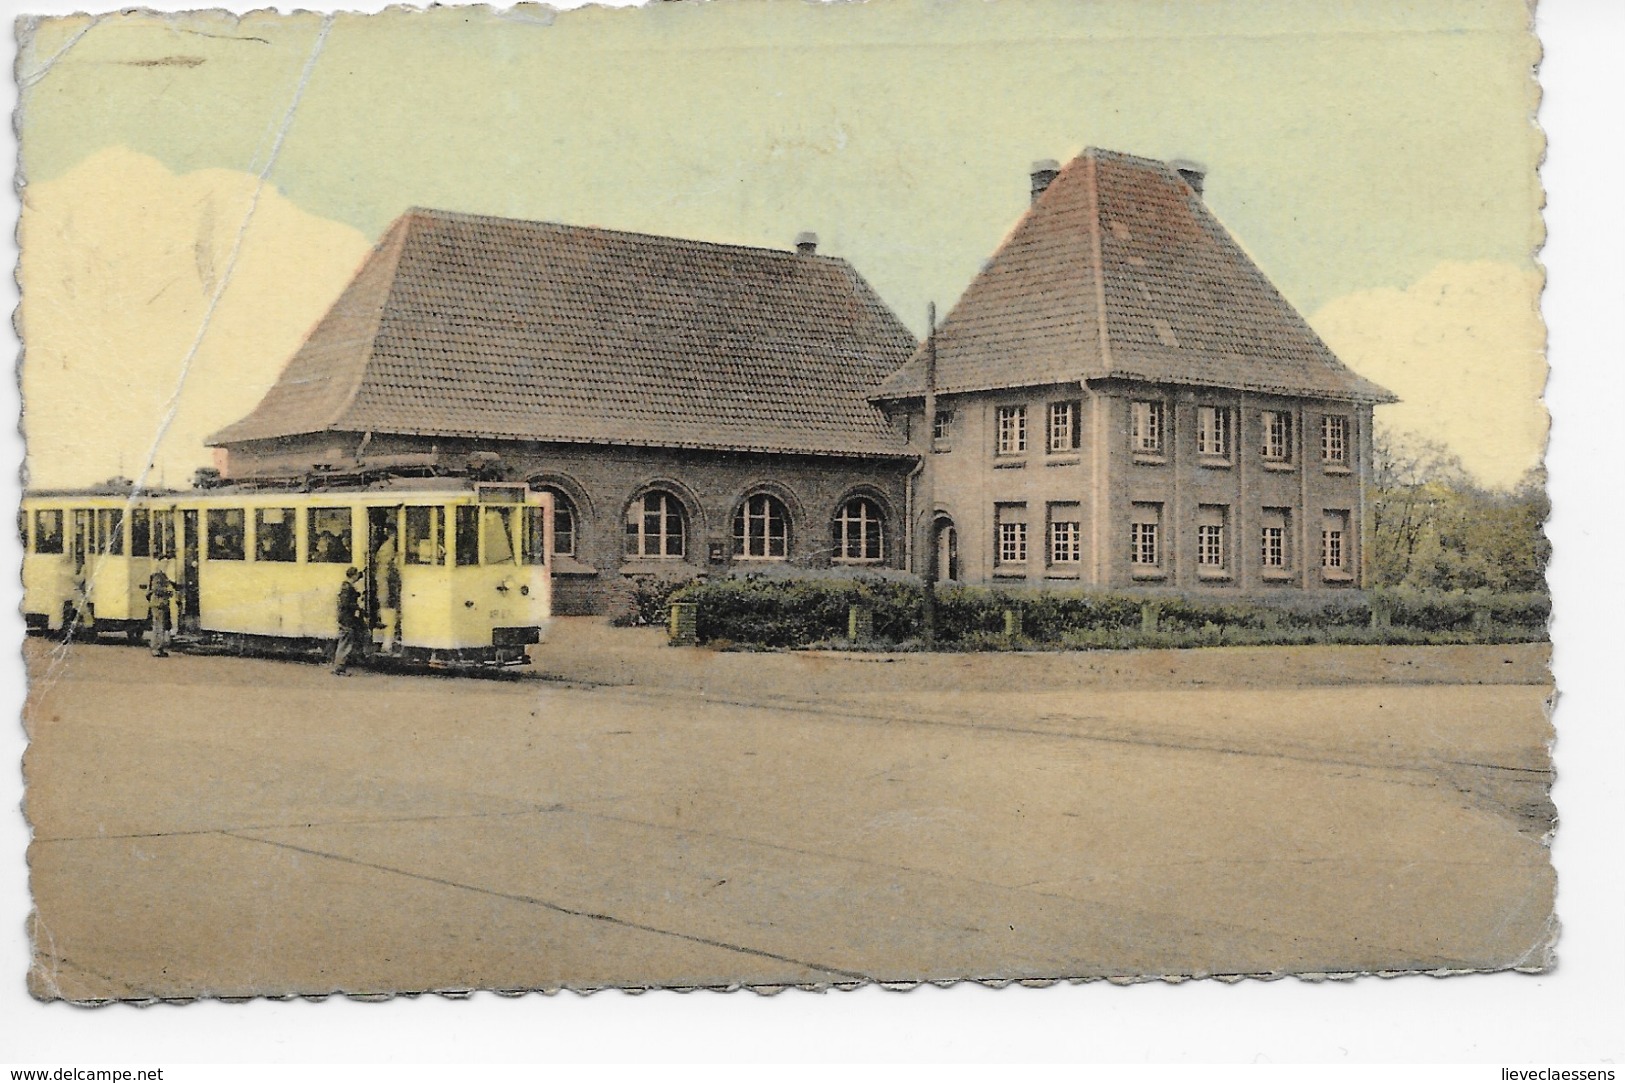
[157,479,553,666]
[21,487,170,640]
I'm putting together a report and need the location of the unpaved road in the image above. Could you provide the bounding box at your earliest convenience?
[23,625,1554,998]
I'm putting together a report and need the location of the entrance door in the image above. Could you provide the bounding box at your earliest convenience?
[366,506,402,645]
[932,516,959,583]
[179,510,200,628]
[70,509,95,572]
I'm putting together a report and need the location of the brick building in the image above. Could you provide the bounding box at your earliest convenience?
[209,210,919,613]
[870,149,1396,594]
[213,148,1393,609]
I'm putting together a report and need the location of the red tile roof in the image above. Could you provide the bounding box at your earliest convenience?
[210,210,919,458]
[872,148,1397,404]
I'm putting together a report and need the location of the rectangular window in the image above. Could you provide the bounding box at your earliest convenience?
[405,506,446,566]
[522,505,549,566]
[1046,504,1082,565]
[995,503,1028,565]
[1322,510,1351,573]
[483,506,517,565]
[1197,405,1230,459]
[130,508,152,558]
[95,508,125,555]
[1322,415,1349,465]
[308,507,353,564]
[254,508,297,562]
[132,509,175,560]
[1131,400,1165,455]
[455,506,480,566]
[1260,507,1292,571]
[995,405,1027,456]
[206,508,246,562]
[1047,401,1081,453]
[933,409,954,447]
[32,509,64,555]
[1261,410,1292,462]
[1196,505,1228,571]
[1130,503,1163,568]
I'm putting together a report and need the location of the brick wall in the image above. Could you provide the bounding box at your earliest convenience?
[886,380,1372,595]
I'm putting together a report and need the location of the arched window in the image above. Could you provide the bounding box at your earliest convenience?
[538,487,577,557]
[833,497,886,563]
[626,490,686,559]
[733,493,789,560]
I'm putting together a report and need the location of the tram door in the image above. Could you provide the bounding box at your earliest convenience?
[70,509,95,572]
[179,510,201,629]
[365,506,402,643]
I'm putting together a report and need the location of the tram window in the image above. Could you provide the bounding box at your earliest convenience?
[154,511,176,559]
[17,511,26,550]
[454,506,479,566]
[206,508,246,561]
[131,509,151,557]
[308,507,352,563]
[255,508,297,562]
[33,510,63,554]
[483,506,516,565]
[131,509,175,559]
[404,506,445,565]
[522,506,548,566]
[96,509,125,555]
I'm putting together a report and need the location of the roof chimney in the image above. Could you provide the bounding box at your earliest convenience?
[1029,159,1061,204]
[794,231,818,256]
[1171,159,1206,197]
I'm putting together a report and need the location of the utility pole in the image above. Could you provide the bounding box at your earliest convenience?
[921,302,938,650]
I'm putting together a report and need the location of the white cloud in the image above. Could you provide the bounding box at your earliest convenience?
[1309,260,1546,489]
[18,147,372,489]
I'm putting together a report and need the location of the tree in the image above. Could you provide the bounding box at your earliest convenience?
[1369,427,1548,593]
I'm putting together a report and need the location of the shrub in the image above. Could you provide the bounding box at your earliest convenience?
[660,575,1548,651]
[612,571,703,627]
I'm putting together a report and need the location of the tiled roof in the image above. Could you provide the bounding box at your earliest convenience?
[210,210,919,458]
[872,149,1397,404]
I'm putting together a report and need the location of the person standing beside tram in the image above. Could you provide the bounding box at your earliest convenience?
[144,563,176,658]
[333,566,368,676]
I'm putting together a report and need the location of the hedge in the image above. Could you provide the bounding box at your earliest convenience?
[664,574,1549,651]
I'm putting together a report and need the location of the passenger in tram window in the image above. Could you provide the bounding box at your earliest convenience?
[308,507,353,564]
[206,509,245,561]
[145,564,176,658]
[332,567,367,676]
[34,510,64,555]
[405,506,445,565]
[255,508,297,562]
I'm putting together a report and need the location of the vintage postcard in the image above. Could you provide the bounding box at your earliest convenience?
[14,0,1551,1001]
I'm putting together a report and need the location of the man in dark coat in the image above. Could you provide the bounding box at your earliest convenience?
[145,565,175,658]
[333,566,367,676]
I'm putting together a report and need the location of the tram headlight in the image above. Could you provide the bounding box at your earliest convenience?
[520,585,530,596]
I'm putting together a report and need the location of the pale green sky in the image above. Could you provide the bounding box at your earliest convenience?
[15,0,1546,485]
[18,0,1540,322]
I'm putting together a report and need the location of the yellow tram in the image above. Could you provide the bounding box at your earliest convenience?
[22,478,554,668]
[20,485,164,641]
